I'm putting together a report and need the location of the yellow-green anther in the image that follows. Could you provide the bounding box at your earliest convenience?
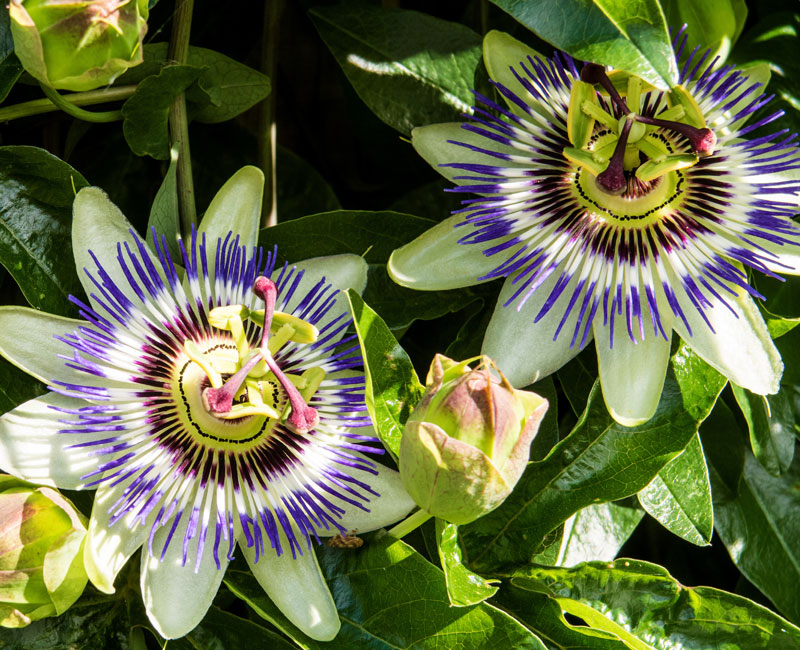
[266,323,295,356]
[626,75,642,114]
[208,305,251,329]
[216,380,282,420]
[184,340,223,388]
[567,80,598,148]
[248,310,319,344]
[298,367,326,402]
[208,306,249,360]
[636,137,668,162]
[654,104,686,123]
[619,116,647,144]
[581,100,618,131]
[623,145,640,171]
[591,139,618,163]
[635,154,699,182]
[564,147,608,175]
[667,85,706,129]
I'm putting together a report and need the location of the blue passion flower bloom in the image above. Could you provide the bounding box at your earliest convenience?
[389,30,800,426]
[0,168,413,640]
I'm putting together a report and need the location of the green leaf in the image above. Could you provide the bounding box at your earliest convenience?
[661,0,746,61]
[345,290,424,458]
[145,145,180,261]
[557,346,598,416]
[388,180,463,223]
[121,65,205,159]
[729,11,800,136]
[167,607,296,650]
[712,452,800,625]
[510,559,800,649]
[458,343,725,573]
[184,46,270,124]
[490,0,678,90]
[226,536,547,649]
[495,586,627,650]
[435,519,498,607]
[556,501,644,566]
[0,584,137,650]
[309,3,482,135]
[732,384,795,476]
[0,7,22,103]
[637,434,713,546]
[699,398,746,496]
[120,43,270,124]
[276,146,340,221]
[258,211,479,329]
[0,146,87,317]
[527,376,559,461]
[0,356,45,414]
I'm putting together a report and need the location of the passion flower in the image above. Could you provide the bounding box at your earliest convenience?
[389,29,800,426]
[0,168,414,641]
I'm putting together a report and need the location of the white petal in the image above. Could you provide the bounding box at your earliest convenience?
[483,30,550,117]
[753,230,800,275]
[0,306,110,388]
[411,122,527,186]
[483,272,591,387]
[672,292,782,394]
[84,483,150,594]
[199,166,264,254]
[242,534,339,642]
[141,500,230,639]
[276,254,367,342]
[593,313,672,427]
[388,214,511,290]
[319,450,415,535]
[0,392,106,488]
[72,187,162,313]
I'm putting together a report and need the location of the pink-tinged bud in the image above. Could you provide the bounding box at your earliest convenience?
[399,355,548,525]
[0,475,88,628]
[9,0,149,92]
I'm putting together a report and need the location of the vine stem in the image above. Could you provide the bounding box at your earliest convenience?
[168,0,196,238]
[39,84,124,123]
[386,509,433,539]
[0,86,137,123]
[258,0,284,228]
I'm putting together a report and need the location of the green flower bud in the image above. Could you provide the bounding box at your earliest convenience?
[9,0,149,92]
[399,354,548,525]
[0,475,88,628]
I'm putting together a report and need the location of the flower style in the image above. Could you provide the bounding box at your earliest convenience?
[0,168,414,641]
[389,29,800,426]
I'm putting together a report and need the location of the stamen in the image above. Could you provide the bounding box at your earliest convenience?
[595,117,633,195]
[184,340,223,388]
[634,115,716,156]
[253,277,319,434]
[203,351,263,414]
[581,63,630,115]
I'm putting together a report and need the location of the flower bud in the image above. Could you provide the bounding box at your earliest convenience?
[0,475,89,628]
[399,354,548,525]
[9,0,149,92]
